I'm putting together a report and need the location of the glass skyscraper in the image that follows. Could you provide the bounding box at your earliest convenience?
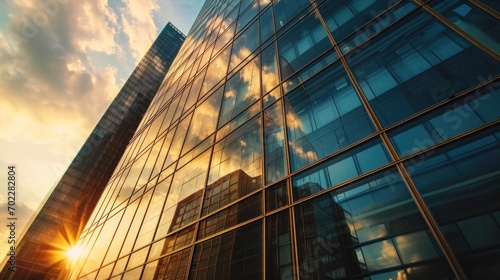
[0,23,185,280]
[44,0,500,279]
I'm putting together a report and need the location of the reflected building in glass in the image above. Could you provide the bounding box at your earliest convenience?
[0,23,185,280]
[67,0,499,279]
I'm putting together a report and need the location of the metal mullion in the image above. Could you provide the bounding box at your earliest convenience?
[413,0,500,61]
[396,163,468,279]
[468,0,500,19]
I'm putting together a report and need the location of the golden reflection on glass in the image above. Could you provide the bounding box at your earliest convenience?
[119,190,153,258]
[102,204,138,264]
[182,88,223,154]
[219,55,261,126]
[209,115,262,185]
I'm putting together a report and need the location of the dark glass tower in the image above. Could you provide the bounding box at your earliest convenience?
[0,22,185,280]
[52,0,500,279]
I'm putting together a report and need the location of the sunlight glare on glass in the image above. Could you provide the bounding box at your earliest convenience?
[66,246,83,262]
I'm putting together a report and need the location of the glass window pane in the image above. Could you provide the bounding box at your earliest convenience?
[294,168,454,278]
[182,89,223,154]
[189,221,262,280]
[264,100,287,184]
[220,56,261,126]
[406,125,500,279]
[210,115,262,184]
[285,62,375,171]
[273,0,311,30]
[389,87,500,157]
[261,43,280,94]
[346,10,500,127]
[198,194,261,239]
[318,0,415,43]
[229,20,259,72]
[292,138,390,200]
[155,248,191,280]
[278,12,332,80]
[260,7,274,43]
[266,180,288,212]
[266,210,294,279]
[430,0,500,53]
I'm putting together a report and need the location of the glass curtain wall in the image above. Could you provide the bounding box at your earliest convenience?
[68,0,500,279]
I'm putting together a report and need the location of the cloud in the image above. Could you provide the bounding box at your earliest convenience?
[121,0,159,62]
[0,0,126,258]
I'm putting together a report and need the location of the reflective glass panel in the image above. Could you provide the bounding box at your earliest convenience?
[346,10,500,127]
[266,180,288,212]
[189,221,262,279]
[389,87,500,157]
[273,0,311,30]
[182,89,223,154]
[293,138,390,200]
[278,11,332,80]
[406,125,500,279]
[266,210,294,279]
[229,20,259,71]
[318,0,414,43]
[264,100,287,184]
[294,168,454,278]
[209,115,262,187]
[285,62,375,171]
[430,0,500,53]
[220,56,261,127]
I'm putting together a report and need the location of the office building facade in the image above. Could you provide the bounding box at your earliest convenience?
[69,0,499,279]
[0,23,185,280]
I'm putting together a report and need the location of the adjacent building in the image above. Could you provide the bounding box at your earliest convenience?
[16,0,500,279]
[0,22,185,280]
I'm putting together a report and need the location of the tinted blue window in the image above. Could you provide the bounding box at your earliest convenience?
[292,138,390,200]
[346,10,500,126]
[430,0,500,53]
[406,125,500,279]
[389,87,500,156]
[294,168,454,278]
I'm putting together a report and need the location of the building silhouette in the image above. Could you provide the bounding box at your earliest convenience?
[0,23,185,280]
[14,0,500,279]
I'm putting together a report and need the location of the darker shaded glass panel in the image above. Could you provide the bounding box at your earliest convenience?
[260,7,274,43]
[346,10,500,127]
[273,0,311,31]
[477,0,500,13]
[159,225,195,256]
[278,11,332,80]
[189,221,262,280]
[389,86,500,157]
[318,0,414,44]
[293,138,390,200]
[406,125,500,279]
[154,248,191,280]
[198,194,261,240]
[285,62,376,172]
[266,180,288,212]
[266,209,293,280]
[264,100,287,184]
[236,0,259,34]
[429,0,500,53]
[295,168,453,278]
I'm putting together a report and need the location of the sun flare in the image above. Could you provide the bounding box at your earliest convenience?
[66,246,84,262]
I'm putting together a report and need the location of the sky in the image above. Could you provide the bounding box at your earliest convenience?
[0,0,204,256]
